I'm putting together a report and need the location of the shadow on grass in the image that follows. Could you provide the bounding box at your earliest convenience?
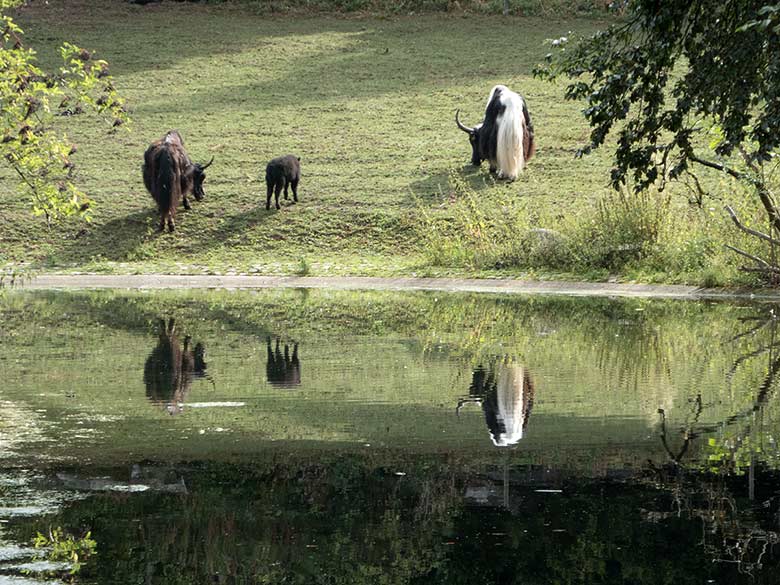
[38,197,282,268]
[410,165,495,202]
[129,17,550,112]
[178,204,280,255]
[44,208,158,266]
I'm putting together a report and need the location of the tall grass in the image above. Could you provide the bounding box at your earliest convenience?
[568,185,671,270]
[418,171,529,269]
[420,172,745,284]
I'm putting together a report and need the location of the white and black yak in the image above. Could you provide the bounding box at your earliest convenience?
[142,130,213,232]
[457,358,535,447]
[456,85,535,181]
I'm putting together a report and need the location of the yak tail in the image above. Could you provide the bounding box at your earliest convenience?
[522,98,535,162]
[496,92,525,181]
[156,147,178,215]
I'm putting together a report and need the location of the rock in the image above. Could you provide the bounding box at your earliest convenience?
[522,228,570,265]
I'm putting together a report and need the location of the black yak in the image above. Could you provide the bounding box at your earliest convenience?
[457,358,535,447]
[455,85,535,180]
[143,318,209,415]
[265,154,300,210]
[142,130,213,232]
[266,337,301,388]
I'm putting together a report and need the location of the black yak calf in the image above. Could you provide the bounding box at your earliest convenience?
[266,337,301,388]
[265,155,300,210]
[142,130,213,232]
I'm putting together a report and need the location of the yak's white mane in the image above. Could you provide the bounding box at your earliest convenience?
[486,85,526,181]
[491,363,528,447]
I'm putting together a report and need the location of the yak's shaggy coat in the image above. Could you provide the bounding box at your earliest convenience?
[456,85,535,181]
[142,130,212,232]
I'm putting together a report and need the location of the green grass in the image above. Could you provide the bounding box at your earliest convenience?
[0,1,763,284]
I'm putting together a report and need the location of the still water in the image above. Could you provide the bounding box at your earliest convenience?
[1,288,779,584]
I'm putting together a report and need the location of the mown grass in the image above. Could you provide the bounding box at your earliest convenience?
[216,0,621,16]
[0,1,765,284]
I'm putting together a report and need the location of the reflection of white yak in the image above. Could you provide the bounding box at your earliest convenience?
[458,359,535,447]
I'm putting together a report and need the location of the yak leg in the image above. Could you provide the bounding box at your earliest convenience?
[158,213,166,232]
[274,183,283,210]
[283,179,289,200]
[167,208,176,232]
[291,179,299,203]
[182,195,191,211]
[266,182,273,210]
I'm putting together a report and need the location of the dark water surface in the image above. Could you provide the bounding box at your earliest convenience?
[1,289,779,584]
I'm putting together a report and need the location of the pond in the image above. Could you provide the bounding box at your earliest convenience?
[1,288,779,584]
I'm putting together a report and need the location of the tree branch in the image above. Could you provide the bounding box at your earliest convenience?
[690,153,746,181]
[724,244,773,267]
[738,145,761,175]
[724,206,780,247]
[8,158,37,195]
[739,266,780,274]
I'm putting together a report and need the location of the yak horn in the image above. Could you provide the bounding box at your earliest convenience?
[201,156,214,170]
[455,109,475,134]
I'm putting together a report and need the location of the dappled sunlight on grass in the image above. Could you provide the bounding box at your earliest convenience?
[1,3,748,285]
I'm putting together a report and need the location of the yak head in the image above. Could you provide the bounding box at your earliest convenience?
[191,156,214,201]
[455,110,484,166]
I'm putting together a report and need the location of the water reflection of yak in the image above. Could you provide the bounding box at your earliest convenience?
[458,358,535,447]
[144,318,209,414]
[266,337,301,388]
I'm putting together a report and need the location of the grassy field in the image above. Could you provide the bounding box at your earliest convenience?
[0,1,762,283]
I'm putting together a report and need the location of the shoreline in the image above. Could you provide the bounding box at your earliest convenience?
[10,274,780,301]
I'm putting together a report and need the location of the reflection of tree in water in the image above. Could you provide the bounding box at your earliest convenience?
[20,455,780,585]
[649,308,780,577]
[643,458,780,579]
[458,357,534,447]
[266,337,301,388]
[143,318,209,414]
[656,307,780,473]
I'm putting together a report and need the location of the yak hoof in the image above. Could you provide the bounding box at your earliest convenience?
[275,204,281,210]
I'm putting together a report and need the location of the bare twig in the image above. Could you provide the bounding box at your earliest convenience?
[727,319,772,344]
[726,341,780,384]
[739,266,780,274]
[738,145,761,175]
[684,169,710,206]
[724,206,780,247]
[724,244,773,267]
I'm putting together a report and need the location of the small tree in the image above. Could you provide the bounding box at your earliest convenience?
[537,1,780,279]
[1,0,129,226]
